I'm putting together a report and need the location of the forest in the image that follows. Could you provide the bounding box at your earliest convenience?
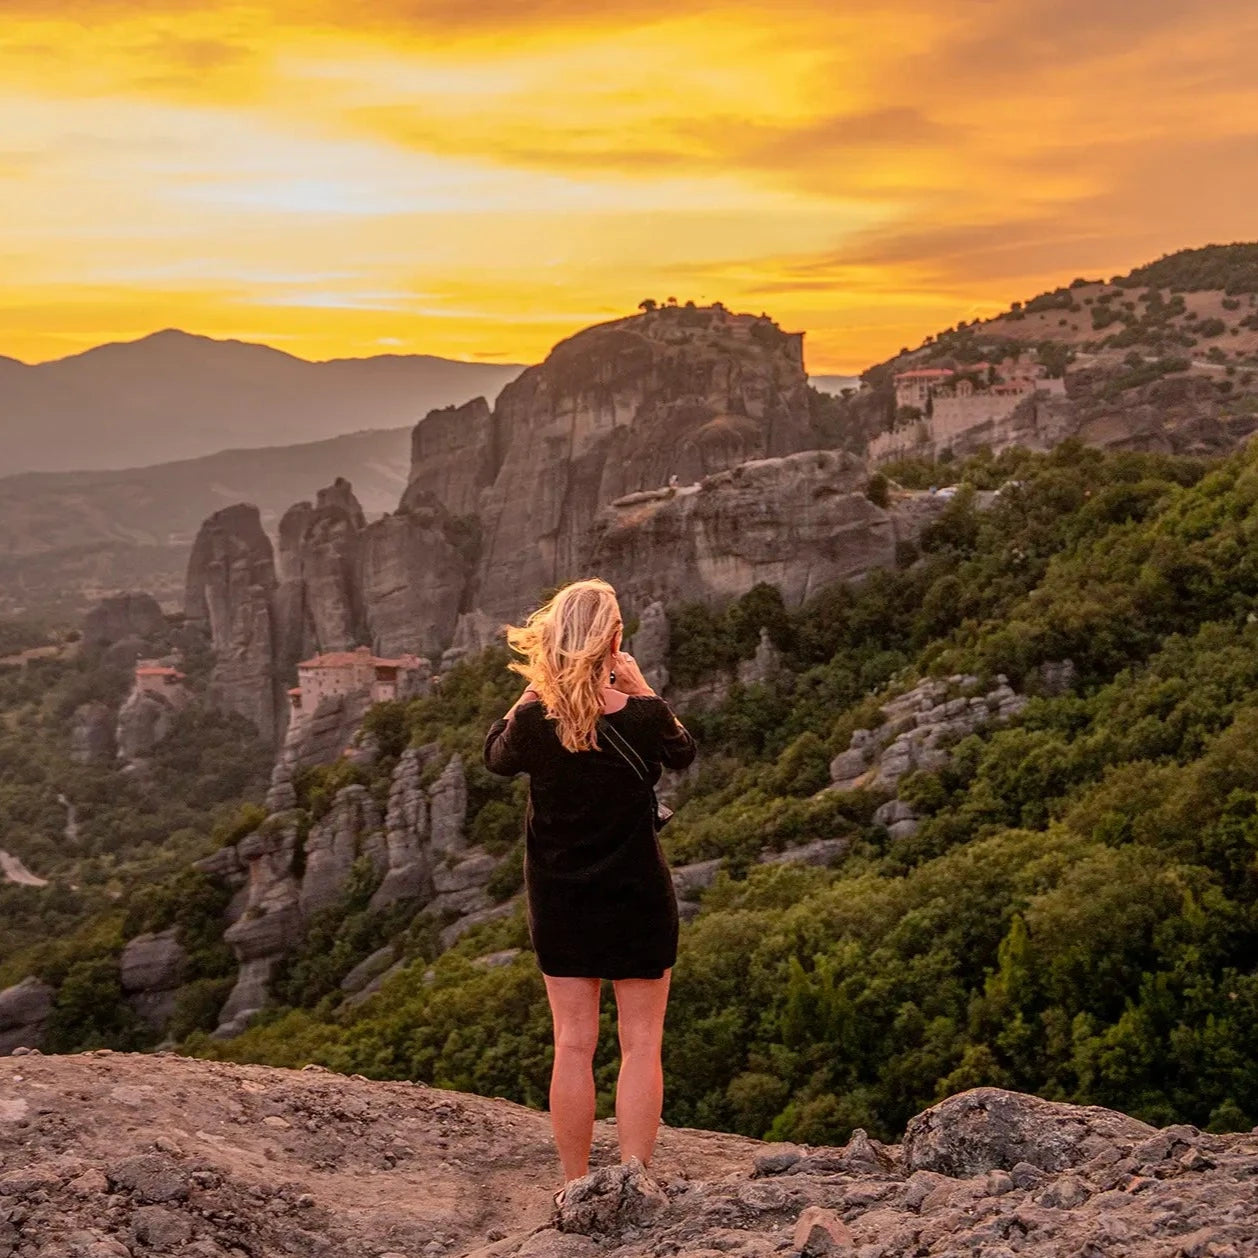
[5,435,1258,1144]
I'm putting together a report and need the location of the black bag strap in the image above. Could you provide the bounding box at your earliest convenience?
[596,716,650,781]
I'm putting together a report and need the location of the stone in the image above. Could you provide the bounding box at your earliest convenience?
[69,1168,109,1196]
[0,975,55,1056]
[470,948,521,970]
[793,1206,854,1256]
[406,396,497,519]
[428,755,468,855]
[70,702,116,764]
[105,1155,187,1204]
[904,1087,1156,1176]
[671,858,723,899]
[439,609,503,673]
[556,1157,668,1236]
[431,850,498,894]
[184,503,283,744]
[588,450,928,616]
[119,929,187,1029]
[360,493,470,658]
[115,688,177,764]
[759,838,849,868]
[629,601,670,694]
[1038,1174,1090,1209]
[299,785,383,916]
[370,745,434,909]
[83,592,165,649]
[340,947,398,994]
[477,307,817,621]
[131,1204,193,1251]
[754,1144,803,1176]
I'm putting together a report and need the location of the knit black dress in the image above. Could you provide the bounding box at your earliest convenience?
[483,694,696,979]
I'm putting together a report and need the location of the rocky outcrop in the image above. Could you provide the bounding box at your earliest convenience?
[205,750,482,1036]
[0,976,54,1055]
[189,308,936,701]
[273,478,368,667]
[475,307,817,618]
[830,673,1028,795]
[185,504,282,743]
[82,592,165,649]
[359,492,469,657]
[405,395,497,519]
[629,601,670,693]
[114,689,177,764]
[439,609,504,673]
[587,450,943,613]
[69,701,115,764]
[4,1054,1255,1258]
[903,1087,1157,1177]
[118,929,187,1029]
[370,745,435,910]
[277,690,372,774]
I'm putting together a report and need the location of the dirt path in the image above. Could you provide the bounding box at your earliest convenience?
[0,848,47,887]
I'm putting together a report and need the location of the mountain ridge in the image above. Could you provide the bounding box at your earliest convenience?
[0,329,525,476]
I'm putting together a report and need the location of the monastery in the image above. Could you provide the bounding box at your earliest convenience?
[286,646,431,733]
[870,356,1067,465]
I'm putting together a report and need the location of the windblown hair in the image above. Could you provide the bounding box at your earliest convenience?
[505,578,622,753]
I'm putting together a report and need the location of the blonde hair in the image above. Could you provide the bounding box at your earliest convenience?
[505,578,622,753]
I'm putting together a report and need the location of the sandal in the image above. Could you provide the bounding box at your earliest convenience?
[552,1186,568,1210]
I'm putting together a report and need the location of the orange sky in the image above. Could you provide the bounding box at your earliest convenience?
[4,1,1258,373]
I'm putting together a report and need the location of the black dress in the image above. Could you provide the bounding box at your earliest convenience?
[483,694,697,979]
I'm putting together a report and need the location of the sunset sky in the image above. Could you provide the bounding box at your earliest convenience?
[4,1,1257,372]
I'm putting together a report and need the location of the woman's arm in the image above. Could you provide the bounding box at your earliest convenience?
[655,698,697,771]
[483,686,538,775]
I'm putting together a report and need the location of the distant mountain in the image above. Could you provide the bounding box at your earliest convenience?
[809,374,863,396]
[0,330,525,474]
[0,426,413,620]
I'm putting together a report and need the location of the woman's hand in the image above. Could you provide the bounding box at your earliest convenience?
[609,650,654,696]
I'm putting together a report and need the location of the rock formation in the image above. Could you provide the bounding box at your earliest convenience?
[114,689,178,765]
[273,477,369,667]
[118,930,187,1029]
[69,701,115,764]
[82,592,165,649]
[2,1053,1255,1258]
[187,308,952,727]
[358,491,469,657]
[0,976,54,1055]
[587,451,942,613]
[201,750,496,1037]
[829,673,1027,796]
[473,307,816,618]
[184,504,283,744]
[405,395,497,519]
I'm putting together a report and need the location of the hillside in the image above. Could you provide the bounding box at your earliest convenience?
[6,438,1258,1152]
[0,329,523,475]
[2,1052,1253,1257]
[845,243,1258,460]
[0,426,412,621]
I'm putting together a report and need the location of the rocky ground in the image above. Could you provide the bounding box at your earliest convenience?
[2,1054,1255,1258]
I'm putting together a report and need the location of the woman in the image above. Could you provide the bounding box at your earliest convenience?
[483,577,696,1204]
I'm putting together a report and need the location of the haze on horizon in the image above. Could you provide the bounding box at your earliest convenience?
[4,0,1257,374]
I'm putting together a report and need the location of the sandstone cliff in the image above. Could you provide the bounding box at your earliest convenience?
[586,450,940,612]
[1,1052,1254,1258]
[192,306,917,739]
[472,307,816,617]
[184,504,283,744]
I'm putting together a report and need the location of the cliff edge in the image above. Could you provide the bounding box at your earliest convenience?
[2,1052,1254,1258]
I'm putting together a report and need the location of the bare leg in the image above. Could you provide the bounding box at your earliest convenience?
[612,970,672,1168]
[543,974,602,1183]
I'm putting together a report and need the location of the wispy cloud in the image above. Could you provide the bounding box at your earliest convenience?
[2,0,1256,370]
